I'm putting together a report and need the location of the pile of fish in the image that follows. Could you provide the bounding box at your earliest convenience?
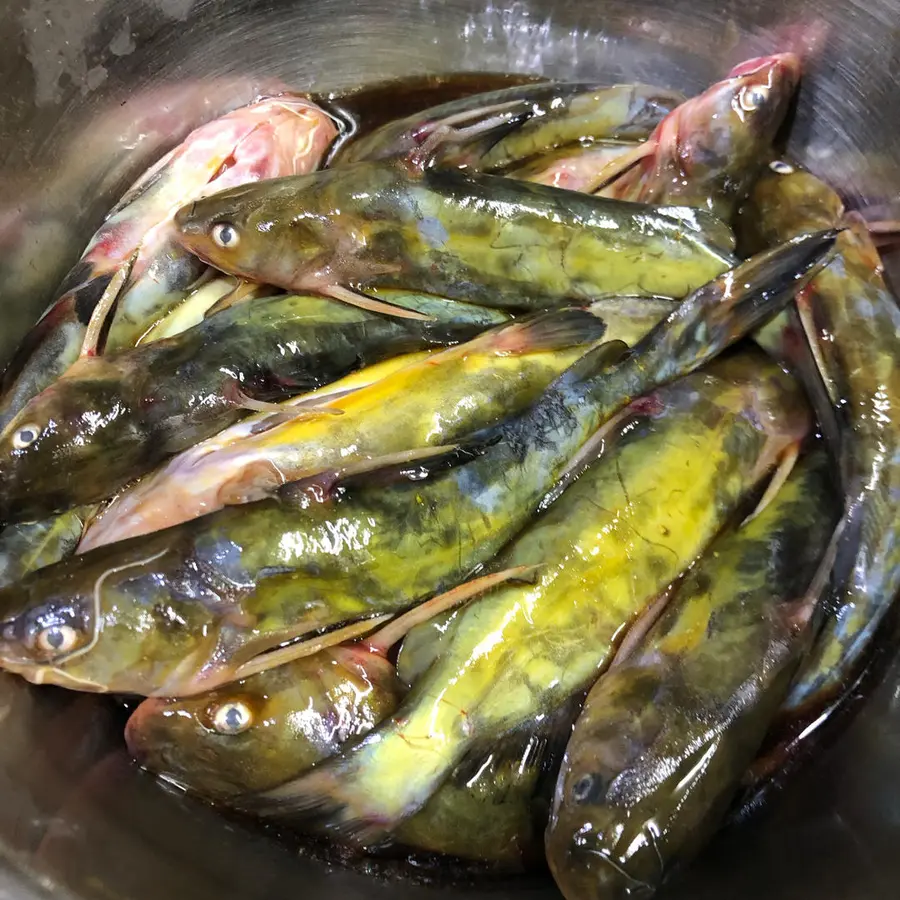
[0,51,897,899]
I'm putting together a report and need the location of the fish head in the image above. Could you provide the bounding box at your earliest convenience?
[546,668,670,900]
[195,95,339,190]
[124,678,289,800]
[173,174,337,291]
[656,53,800,211]
[124,646,402,801]
[0,537,221,694]
[0,359,149,521]
[79,96,337,281]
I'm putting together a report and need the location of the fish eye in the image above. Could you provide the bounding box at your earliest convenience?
[12,423,41,449]
[739,84,770,112]
[571,773,608,805]
[769,160,795,175]
[210,700,253,735]
[211,222,240,249]
[34,624,79,656]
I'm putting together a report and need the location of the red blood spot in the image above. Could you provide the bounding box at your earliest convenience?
[629,393,665,417]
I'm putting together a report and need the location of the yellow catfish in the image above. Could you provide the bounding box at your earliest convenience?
[80,303,665,549]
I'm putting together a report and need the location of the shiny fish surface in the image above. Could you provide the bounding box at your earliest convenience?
[0,233,835,697]
[599,54,800,220]
[249,352,809,840]
[0,291,501,522]
[744,165,900,711]
[545,451,835,900]
[78,349,436,550]
[0,509,93,590]
[395,700,580,867]
[80,303,666,549]
[334,82,682,170]
[126,644,404,800]
[172,159,736,310]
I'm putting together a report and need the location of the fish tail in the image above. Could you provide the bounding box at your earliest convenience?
[635,229,840,384]
[484,307,611,355]
[783,493,887,713]
[243,717,460,842]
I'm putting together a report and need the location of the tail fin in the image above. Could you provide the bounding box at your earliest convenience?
[483,307,610,355]
[634,229,840,384]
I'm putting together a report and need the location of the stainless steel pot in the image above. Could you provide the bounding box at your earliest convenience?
[1,2,899,898]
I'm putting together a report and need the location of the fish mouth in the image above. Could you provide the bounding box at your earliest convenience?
[730,52,801,84]
[551,841,656,900]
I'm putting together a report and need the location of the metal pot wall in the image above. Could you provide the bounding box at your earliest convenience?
[1,2,899,898]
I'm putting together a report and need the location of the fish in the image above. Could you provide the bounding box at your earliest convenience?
[77,348,436,550]
[172,158,737,315]
[0,231,836,696]
[597,55,800,221]
[544,450,836,900]
[741,163,900,712]
[79,302,671,549]
[0,291,504,522]
[126,644,405,802]
[333,82,683,171]
[0,95,338,433]
[245,350,810,840]
[127,572,568,869]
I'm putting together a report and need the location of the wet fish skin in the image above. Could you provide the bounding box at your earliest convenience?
[77,348,436,551]
[0,508,93,590]
[245,351,810,840]
[599,54,801,221]
[78,302,668,549]
[396,607,460,685]
[172,159,736,310]
[741,165,900,712]
[334,82,683,170]
[127,637,571,869]
[0,291,501,523]
[0,231,836,697]
[545,451,836,900]
[125,644,404,800]
[395,700,581,867]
